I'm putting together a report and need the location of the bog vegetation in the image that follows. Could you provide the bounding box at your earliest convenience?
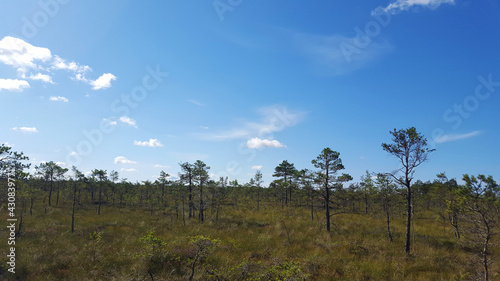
[1,127,499,280]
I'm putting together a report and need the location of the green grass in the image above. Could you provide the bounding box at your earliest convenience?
[0,201,497,280]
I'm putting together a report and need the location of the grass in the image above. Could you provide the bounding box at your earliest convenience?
[0,200,497,280]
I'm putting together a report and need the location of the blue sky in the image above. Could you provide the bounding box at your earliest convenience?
[1,0,499,185]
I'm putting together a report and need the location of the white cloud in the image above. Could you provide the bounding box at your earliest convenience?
[134,138,163,147]
[188,99,204,106]
[119,116,137,128]
[101,118,118,126]
[251,165,263,170]
[102,117,137,127]
[51,55,91,74]
[70,151,79,156]
[247,138,286,149]
[294,32,392,76]
[56,161,66,167]
[27,73,53,84]
[203,105,304,141]
[209,173,219,180]
[49,96,69,102]
[0,36,51,73]
[0,79,30,92]
[90,73,116,90]
[12,127,38,134]
[434,131,481,144]
[114,156,137,165]
[372,0,454,15]
[0,36,116,90]
[121,168,137,172]
[154,164,170,169]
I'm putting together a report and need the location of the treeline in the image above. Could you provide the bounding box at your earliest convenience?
[1,127,499,280]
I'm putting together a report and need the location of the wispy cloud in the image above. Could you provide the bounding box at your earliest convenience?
[154,164,170,169]
[201,105,304,141]
[102,118,118,126]
[134,138,163,147]
[251,165,263,170]
[12,126,38,134]
[121,168,137,172]
[247,138,286,149]
[188,99,204,106]
[0,36,116,90]
[27,73,53,84]
[294,32,392,76]
[114,156,137,165]
[119,116,137,128]
[434,130,482,144]
[0,79,30,92]
[52,55,91,74]
[372,0,455,15]
[49,96,69,102]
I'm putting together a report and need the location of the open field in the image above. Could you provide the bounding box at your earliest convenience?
[1,198,496,281]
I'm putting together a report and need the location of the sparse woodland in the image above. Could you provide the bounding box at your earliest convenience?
[1,127,499,280]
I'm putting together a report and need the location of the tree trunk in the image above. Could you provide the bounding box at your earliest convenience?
[257,188,260,211]
[182,193,186,226]
[325,183,331,231]
[450,213,460,239]
[16,212,23,237]
[189,253,200,281]
[48,180,53,206]
[404,189,411,254]
[29,197,34,216]
[310,190,314,222]
[483,243,489,281]
[386,206,393,242]
[71,182,77,233]
[325,166,331,232]
[56,181,60,206]
[284,175,288,206]
[98,185,102,215]
[161,184,165,204]
[188,181,193,218]
[364,194,368,214]
[483,231,491,281]
[200,183,204,223]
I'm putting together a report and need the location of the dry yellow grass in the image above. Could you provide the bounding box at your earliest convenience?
[0,201,497,280]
